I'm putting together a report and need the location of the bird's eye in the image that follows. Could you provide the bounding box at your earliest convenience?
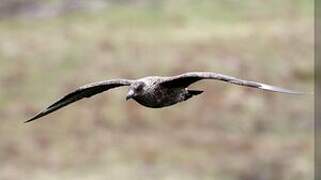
[136,83,144,91]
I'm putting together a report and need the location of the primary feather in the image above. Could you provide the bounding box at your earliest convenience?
[26,72,305,123]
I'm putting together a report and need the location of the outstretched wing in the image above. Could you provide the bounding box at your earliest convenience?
[160,72,303,94]
[25,79,132,123]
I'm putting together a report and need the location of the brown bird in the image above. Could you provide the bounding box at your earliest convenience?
[25,72,303,123]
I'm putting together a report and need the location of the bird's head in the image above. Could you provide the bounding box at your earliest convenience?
[126,81,146,101]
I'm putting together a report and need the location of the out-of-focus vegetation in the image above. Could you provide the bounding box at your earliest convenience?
[0,0,314,179]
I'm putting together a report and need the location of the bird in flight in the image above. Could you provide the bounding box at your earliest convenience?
[25,72,303,123]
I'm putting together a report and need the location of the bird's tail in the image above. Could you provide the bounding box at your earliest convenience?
[185,90,204,101]
[188,90,204,96]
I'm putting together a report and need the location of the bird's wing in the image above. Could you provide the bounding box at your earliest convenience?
[25,79,133,123]
[160,72,303,94]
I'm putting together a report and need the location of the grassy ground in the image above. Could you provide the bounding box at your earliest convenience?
[0,0,314,179]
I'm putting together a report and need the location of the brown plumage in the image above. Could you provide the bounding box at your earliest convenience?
[25,72,303,123]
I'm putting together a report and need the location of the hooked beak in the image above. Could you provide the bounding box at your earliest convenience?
[126,90,135,101]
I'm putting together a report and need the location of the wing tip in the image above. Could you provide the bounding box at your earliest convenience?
[24,119,34,123]
[24,108,50,123]
[24,113,42,123]
[259,84,308,95]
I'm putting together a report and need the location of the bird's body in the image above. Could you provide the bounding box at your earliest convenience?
[25,72,304,123]
[124,76,198,108]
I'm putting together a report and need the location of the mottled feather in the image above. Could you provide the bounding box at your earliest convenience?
[160,72,303,94]
[26,72,305,123]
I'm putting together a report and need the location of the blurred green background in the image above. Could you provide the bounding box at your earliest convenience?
[0,0,314,179]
